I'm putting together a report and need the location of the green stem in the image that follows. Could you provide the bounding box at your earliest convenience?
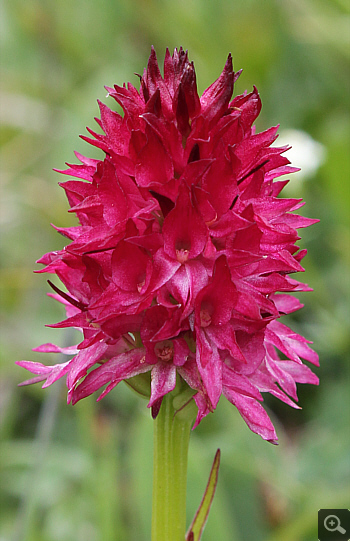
[151,393,195,541]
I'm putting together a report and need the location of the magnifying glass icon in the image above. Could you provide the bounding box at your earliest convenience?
[324,514,346,534]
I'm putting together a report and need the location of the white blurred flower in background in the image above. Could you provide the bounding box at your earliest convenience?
[276,129,326,193]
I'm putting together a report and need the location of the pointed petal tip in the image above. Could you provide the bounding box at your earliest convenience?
[225,53,233,73]
[234,69,243,83]
[150,396,163,418]
[268,439,279,445]
[17,373,47,386]
[149,45,157,59]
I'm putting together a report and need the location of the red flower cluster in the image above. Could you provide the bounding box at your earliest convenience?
[18,48,319,442]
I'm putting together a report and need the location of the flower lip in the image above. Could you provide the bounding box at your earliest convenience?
[162,182,208,262]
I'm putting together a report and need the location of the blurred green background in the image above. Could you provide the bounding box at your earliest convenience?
[1,0,349,540]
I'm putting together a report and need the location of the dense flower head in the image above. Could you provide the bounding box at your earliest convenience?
[17,47,319,443]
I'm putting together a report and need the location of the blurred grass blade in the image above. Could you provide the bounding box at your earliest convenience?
[186,449,221,541]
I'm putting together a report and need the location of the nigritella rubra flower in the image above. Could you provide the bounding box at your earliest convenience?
[17,47,319,443]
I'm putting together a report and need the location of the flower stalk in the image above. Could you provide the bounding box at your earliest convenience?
[152,393,196,541]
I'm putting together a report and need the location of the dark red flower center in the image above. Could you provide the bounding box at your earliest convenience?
[154,340,174,362]
[200,301,214,328]
[136,272,146,293]
[175,240,191,263]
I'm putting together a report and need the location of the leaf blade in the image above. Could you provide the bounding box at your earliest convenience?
[186,449,221,541]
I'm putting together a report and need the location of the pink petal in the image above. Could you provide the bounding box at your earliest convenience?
[200,54,234,125]
[193,393,212,428]
[71,348,148,404]
[196,329,222,408]
[16,360,71,388]
[148,362,177,407]
[32,343,79,355]
[223,389,278,443]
